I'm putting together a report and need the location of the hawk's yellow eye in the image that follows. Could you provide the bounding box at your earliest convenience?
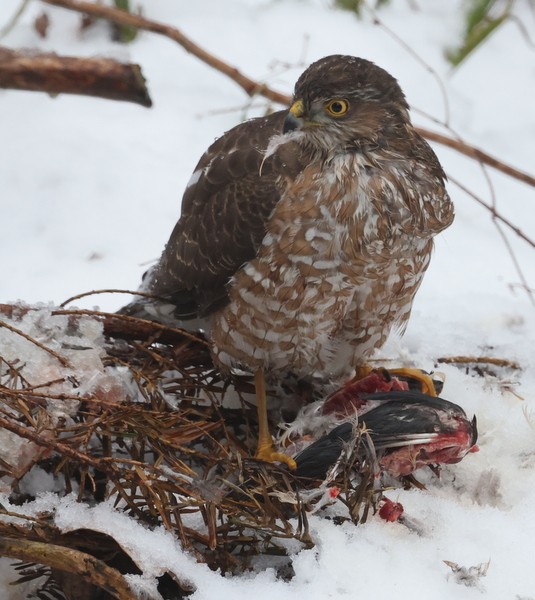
[325,99,349,116]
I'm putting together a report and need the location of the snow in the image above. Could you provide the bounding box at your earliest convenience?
[1,0,535,598]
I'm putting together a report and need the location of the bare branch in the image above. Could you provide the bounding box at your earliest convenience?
[364,3,451,124]
[0,46,152,106]
[422,127,535,189]
[448,175,535,250]
[40,0,535,192]
[41,0,289,105]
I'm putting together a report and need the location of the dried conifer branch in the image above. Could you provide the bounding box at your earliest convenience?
[0,303,208,347]
[0,536,135,600]
[40,0,535,190]
[0,302,400,574]
[0,45,152,106]
[54,308,210,346]
[0,413,114,472]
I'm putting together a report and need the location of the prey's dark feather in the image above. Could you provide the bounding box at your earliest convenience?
[294,392,477,481]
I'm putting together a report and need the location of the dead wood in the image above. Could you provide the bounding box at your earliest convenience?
[0,45,152,106]
[0,536,134,600]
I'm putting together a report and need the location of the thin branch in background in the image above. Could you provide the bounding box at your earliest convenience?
[411,55,534,301]
[418,126,535,188]
[41,0,291,105]
[363,1,451,125]
[39,0,535,193]
[448,175,535,304]
[0,0,30,40]
[359,1,535,300]
[493,220,535,305]
[412,106,535,188]
[508,14,535,49]
[467,134,535,304]
[351,0,535,310]
[448,175,535,250]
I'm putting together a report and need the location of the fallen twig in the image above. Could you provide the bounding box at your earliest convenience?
[437,356,520,370]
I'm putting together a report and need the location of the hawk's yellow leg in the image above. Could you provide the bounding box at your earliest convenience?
[254,369,297,469]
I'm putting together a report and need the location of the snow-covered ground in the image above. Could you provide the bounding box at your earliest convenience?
[1,1,535,598]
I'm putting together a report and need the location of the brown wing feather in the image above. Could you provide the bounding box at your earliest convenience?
[146,110,288,318]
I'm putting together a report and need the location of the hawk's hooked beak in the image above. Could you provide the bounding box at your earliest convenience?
[283,99,305,133]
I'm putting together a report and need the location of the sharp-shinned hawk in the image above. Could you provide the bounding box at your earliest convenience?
[123,55,454,466]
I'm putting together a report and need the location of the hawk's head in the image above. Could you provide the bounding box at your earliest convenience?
[283,55,410,154]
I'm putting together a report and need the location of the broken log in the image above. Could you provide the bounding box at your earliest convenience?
[0,46,152,106]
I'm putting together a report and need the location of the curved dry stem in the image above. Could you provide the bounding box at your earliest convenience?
[0,536,135,600]
[59,287,174,308]
[0,319,71,368]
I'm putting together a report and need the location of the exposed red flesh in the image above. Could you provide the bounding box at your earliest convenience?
[322,370,408,416]
[379,428,477,477]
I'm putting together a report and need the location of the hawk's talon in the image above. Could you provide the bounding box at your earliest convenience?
[389,367,440,397]
[256,443,297,470]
